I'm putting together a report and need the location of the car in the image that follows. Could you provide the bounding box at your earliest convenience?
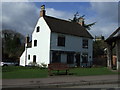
[0,62,19,66]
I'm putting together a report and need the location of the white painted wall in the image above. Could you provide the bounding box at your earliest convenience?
[20,17,51,66]
[20,51,26,66]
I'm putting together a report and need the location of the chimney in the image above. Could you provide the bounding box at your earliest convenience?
[78,17,84,26]
[26,34,29,44]
[40,5,46,17]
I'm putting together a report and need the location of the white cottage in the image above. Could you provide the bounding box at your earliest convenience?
[20,5,93,67]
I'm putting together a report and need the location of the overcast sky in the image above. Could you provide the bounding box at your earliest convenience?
[1,1,118,39]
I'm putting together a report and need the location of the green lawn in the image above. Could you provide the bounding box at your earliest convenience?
[2,66,119,79]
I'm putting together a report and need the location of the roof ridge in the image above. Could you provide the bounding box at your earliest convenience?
[44,15,80,25]
[108,27,120,38]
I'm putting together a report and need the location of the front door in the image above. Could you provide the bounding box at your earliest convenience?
[75,54,80,67]
[33,55,36,63]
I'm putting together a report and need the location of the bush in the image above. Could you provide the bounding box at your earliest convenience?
[28,62,39,67]
[28,62,47,69]
[41,63,47,69]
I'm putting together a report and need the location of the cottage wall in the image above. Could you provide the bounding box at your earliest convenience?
[20,17,51,66]
[20,51,26,66]
[50,32,93,66]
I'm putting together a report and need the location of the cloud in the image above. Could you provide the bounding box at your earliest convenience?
[46,8,73,20]
[91,2,118,23]
[88,2,118,38]
[2,2,118,39]
[2,2,73,36]
[2,2,39,35]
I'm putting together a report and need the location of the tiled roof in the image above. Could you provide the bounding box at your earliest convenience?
[44,16,93,39]
[106,27,120,42]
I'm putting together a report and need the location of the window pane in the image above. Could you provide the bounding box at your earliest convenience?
[36,26,40,32]
[83,39,88,48]
[34,40,37,46]
[57,36,65,46]
[28,55,30,60]
[82,53,88,63]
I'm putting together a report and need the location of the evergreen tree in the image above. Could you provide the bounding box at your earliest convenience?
[69,12,96,30]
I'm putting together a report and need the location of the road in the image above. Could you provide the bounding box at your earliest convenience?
[63,83,120,88]
[2,75,119,88]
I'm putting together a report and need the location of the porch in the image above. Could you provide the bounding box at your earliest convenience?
[106,27,120,70]
[50,50,91,67]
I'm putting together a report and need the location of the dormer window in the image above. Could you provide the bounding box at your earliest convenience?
[36,26,40,32]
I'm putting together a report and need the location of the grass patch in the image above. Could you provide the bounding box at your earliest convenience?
[70,67,119,76]
[2,66,119,79]
[2,66,48,79]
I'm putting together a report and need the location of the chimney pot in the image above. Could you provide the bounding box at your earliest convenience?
[78,17,84,26]
[26,34,29,44]
[40,5,46,17]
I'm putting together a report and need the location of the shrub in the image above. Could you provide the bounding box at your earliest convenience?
[41,63,47,69]
[28,62,39,67]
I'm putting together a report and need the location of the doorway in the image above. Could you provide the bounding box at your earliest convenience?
[75,53,80,67]
[33,55,36,63]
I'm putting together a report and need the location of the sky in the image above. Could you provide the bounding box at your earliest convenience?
[1,1,119,39]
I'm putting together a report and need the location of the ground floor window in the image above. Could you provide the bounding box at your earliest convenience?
[52,52,61,63]
[67,53,74,64]
[33,55,36,63]
[28,55,30,60]
[82,53,88,63]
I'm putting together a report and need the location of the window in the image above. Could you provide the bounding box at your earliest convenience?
[34,40,37,47]
[36,26,40,32]
[28,55,30,60]
[57,36,65,46]
[82,53,88,63]
[67,53,74,64]
[33,55,36,63]
[83,39,88,48]
[52,52,61,63]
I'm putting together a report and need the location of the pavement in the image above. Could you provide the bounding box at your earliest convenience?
[1,74,120,88]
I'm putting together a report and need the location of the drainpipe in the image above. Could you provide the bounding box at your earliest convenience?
[25,45,27,66]
[25,34,29,66]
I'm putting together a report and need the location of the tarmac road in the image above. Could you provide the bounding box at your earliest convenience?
[62,83,119,88]
[2,74,120,88]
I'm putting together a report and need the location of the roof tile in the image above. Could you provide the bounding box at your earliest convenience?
[44,16,93,39]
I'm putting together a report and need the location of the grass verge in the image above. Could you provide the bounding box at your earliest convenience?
[2,66,119,79]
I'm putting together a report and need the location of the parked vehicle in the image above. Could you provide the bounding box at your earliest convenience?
[0,62,19,66]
